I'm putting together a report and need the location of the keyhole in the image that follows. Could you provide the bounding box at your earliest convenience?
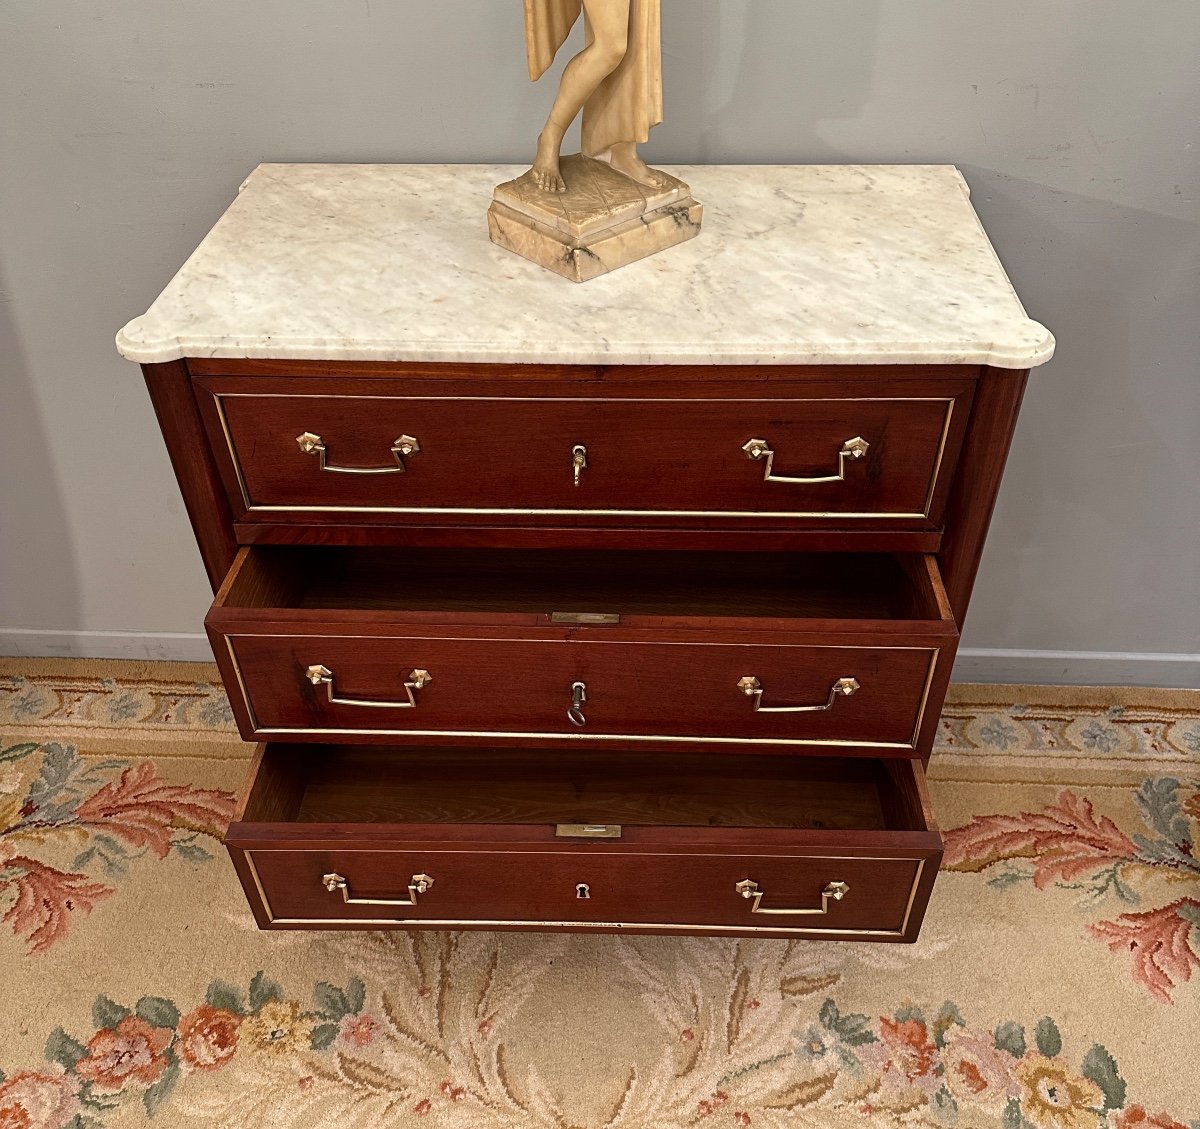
[576,883,591,900]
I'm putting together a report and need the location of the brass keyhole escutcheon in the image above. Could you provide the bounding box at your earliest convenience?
[576,883,591,900]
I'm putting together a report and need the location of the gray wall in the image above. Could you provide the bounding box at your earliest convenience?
[2,0,1198,685]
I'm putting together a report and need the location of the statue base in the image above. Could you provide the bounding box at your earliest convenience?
[488,155,703,283]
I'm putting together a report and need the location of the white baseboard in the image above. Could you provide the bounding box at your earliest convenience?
[0,628,216,663]
[1,630,1197,689]
[952,648,1199,689]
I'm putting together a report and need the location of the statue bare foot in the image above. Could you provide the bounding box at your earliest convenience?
[531,130,567,193]
[607,144,671,189]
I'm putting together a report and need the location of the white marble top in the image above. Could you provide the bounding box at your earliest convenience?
[117,163,1054,369]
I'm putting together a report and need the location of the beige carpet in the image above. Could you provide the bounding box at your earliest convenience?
[1,658,1197,1128]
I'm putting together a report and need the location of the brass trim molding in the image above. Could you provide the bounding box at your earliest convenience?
[242,851,927,938]
[224,636,940,752]
[213,394,955,521]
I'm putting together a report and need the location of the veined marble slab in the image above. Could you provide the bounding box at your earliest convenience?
[116,164,1054,369]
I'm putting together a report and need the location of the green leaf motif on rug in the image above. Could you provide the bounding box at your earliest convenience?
[136,997,181,1030]
[205,980,246,1015]
[994,1020,1027,1058]
[1081,1043,1126,1110]
[248,970,283,1012]
[44,1028,88,1070]
[1034,1016,1062,1057]
[143,1059,180,1118]
[90,997,131,1031]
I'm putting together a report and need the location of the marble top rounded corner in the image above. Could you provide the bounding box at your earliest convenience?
[1005,319,1056,369]
[115,315,176,364]
[113,163,1055,371]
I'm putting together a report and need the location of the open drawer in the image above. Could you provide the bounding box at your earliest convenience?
[207,547,958,756]
[226,744,943,940]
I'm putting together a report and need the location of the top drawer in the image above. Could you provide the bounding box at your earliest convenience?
[193,373,975,531]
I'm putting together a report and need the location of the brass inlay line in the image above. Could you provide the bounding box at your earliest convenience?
[223,636,940,751]
[242,851,928,938]
[212,394,955,520]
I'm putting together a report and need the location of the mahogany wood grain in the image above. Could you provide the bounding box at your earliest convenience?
[937,366,1030,624]
[191,371,975,532]
[233,522,944,554]
[138,355,1030,941]
[187,358,978,384]
[205,547,955,754]
[220,546,939,621]
[213,630,945,753]
[142,360,237,590]
[225,744,942,939]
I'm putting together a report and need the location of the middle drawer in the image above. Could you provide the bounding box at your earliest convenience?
[207,547,957,756]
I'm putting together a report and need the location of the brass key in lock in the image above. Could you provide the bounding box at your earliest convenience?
[572,444,588,487]
[568,681,587,727]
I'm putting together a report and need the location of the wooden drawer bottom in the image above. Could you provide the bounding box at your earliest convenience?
[226,744,943,941]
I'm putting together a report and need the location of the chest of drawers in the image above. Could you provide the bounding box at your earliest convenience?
[119,163,1053,941]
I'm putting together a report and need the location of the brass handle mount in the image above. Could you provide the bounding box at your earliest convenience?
[735,878,850,916]
[323,872,434,907]
[297,431,420,474]
[306,665,431,709]
[738,675,859,713]
[742,436,869,485]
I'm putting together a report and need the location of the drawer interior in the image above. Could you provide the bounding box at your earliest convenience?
[237,744,935,833]
[216,547,951,623]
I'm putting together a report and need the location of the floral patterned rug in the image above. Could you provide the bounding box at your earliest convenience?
[1,659,1197,1129]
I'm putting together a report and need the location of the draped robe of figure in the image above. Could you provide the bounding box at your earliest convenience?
[523,0,663,159]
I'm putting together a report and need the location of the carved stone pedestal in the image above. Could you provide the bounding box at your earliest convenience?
[488,154,703,282]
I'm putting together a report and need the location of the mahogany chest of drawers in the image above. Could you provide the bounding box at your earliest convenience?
[119,163,1053,941]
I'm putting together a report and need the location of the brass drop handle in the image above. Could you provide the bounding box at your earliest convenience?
[568,681,588,727]
[296,431,420,474]
[323,872,434,907]
[735,878,850,916]
[742,436,869,485]
[572,444,588,487]
[738,676,860,713]
[306,665,431,709]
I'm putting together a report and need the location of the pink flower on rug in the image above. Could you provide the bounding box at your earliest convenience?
[860,1018,941,1096]
[0,854,114,955]
[338,1013,379,1048]
[73,761,235,858]
[0,1068,81,1129]
[1109,1106,1191,1129]
[942,1028,1020,1112]
[1089,900,1200,1004]
[176,1005,241,1071]
[943,790,1138,888]
[74,1016,173,1094]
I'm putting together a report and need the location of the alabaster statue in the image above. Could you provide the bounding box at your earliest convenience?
[525,0,666,193]
[488,0,702,282]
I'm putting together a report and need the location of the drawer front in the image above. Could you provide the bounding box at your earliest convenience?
[238,846,933,938]
[220,633,940,751]
[205,392,964,526]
